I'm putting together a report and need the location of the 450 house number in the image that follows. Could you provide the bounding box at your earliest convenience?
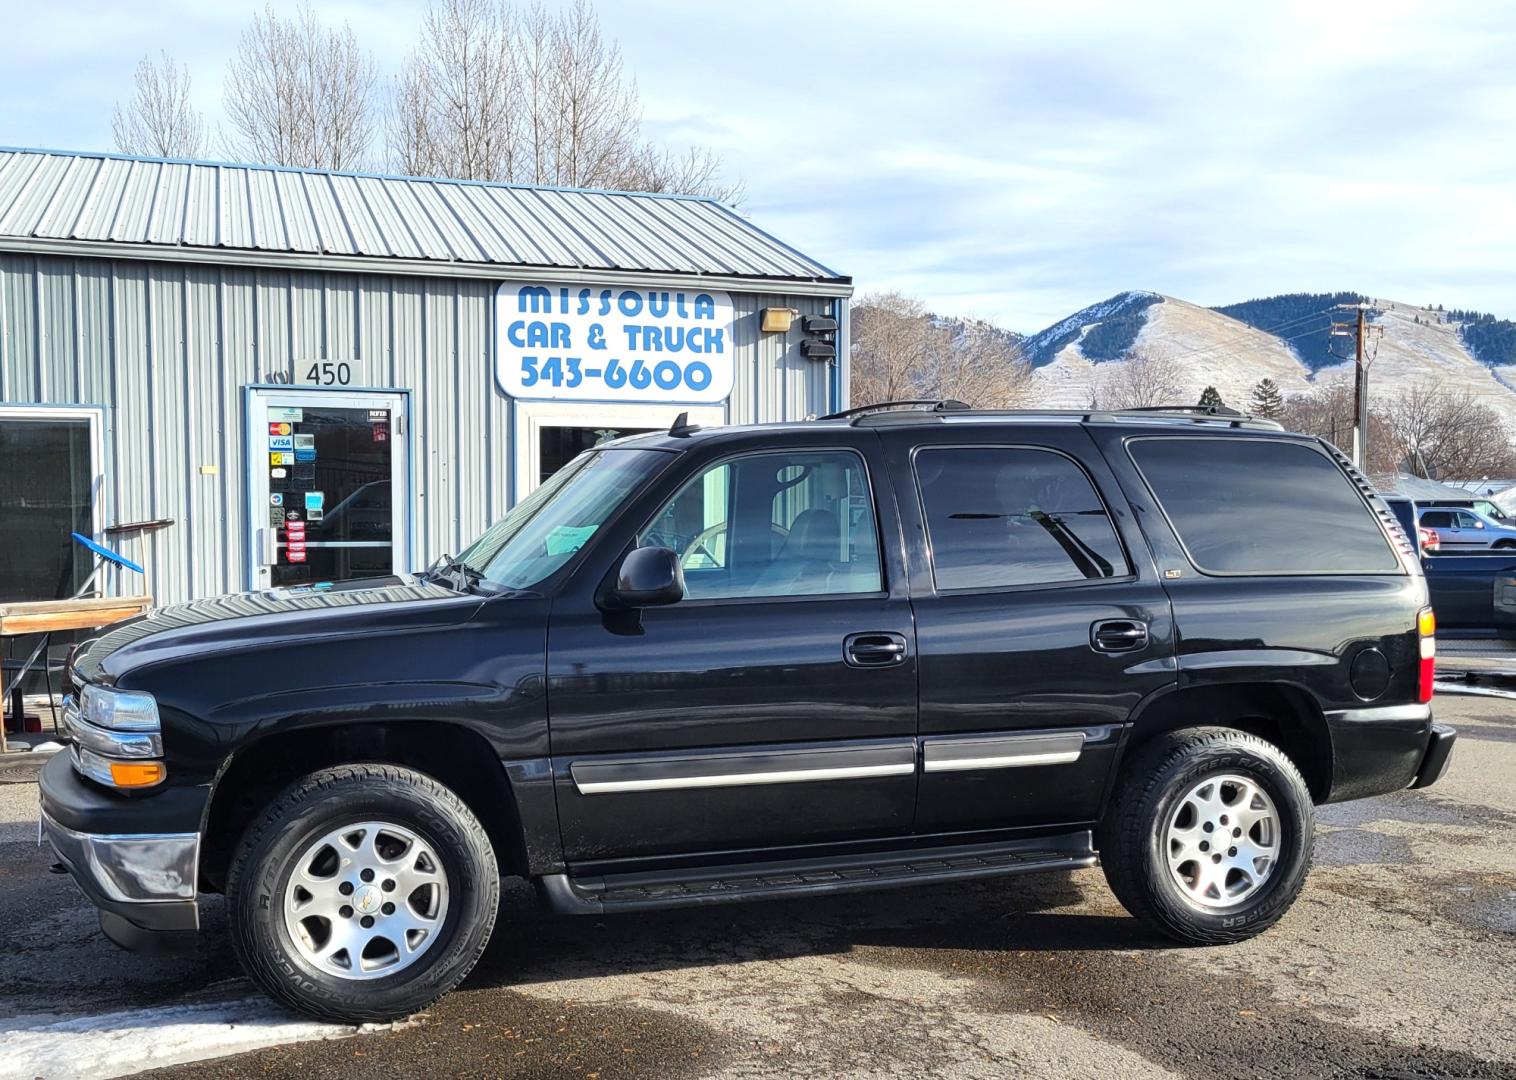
[294,360,362,387]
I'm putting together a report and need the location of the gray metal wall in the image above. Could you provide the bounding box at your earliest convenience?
[0,252,840,606]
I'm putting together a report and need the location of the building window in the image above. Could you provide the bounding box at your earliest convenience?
[0,408,102,602]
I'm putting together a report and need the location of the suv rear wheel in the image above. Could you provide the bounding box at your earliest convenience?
[227,764,499,1023]
[1097,727,1313,944]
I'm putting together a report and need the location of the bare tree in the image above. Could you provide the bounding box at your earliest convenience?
[112,52,205,158]
[1094,348,1184,410]
[391,0,738,198]
[849,292,1029,409]
[390,0,515,181]
[1279,383,1397,473]
[223,3,377,169]
[1381,382,1516,480]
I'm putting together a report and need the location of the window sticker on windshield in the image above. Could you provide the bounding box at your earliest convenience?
[545,525,597,556]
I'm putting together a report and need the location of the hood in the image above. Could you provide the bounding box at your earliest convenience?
[74,575,485,683]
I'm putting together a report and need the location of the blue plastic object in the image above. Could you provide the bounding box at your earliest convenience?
[71,532,145,574]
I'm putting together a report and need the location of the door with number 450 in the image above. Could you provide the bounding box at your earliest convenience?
[246,388,410,590]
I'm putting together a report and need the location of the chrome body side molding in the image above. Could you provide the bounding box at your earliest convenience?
[921,725,1122,774]
[571,742,917,795]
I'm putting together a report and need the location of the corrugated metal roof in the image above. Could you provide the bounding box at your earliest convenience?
[0,147,845,284]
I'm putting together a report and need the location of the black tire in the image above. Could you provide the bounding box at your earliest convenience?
[227,763,499,1023]
[1096,726,1313,945]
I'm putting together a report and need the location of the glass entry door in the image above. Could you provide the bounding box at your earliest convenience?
[247,389,409,590]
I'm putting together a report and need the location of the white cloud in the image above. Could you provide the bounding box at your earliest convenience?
[3,0,1513,330]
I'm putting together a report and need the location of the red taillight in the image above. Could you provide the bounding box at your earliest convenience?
[1418,607,1436,703]
[1418,528,1440,554]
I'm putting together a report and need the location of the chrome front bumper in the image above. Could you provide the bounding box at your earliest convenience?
[42,809,200,952]
[42,810,199,904]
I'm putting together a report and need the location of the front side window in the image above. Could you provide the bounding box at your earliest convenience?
[915,447,1128,591]
[639,450,882,600]
[458,449,668,590]
[1129,437,1398,575]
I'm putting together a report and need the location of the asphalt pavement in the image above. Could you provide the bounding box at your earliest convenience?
[1,696,1513,1079]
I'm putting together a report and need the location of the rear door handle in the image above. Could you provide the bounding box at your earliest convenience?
[844,632,909,668]
[1091,619,1149,652]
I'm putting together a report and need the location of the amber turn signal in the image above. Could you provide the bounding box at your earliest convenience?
[108,761,167,788]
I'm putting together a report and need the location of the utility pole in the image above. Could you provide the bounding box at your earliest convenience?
[1331,303,1380,468]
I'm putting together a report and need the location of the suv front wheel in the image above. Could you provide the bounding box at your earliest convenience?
[1097,727,1314,944]
[227,763,500,1023]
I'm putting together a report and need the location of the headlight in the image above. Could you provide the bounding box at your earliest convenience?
[82,684,161,731]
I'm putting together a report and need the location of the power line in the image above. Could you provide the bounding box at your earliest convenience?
[1138,306,1340,365]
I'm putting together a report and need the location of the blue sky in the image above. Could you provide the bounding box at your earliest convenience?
[4,0,1514,330]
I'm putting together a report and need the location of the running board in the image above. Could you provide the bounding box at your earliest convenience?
[538,831,1097,914]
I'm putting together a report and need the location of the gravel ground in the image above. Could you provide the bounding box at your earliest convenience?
[1,696,1512,1079]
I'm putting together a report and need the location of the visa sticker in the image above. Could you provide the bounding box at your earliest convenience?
[268,436,294,451]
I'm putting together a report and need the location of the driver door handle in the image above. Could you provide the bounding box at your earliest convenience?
[844,632,909,668]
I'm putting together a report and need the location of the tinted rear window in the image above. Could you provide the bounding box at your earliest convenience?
[1129,437,1398,574]
[915,447,1129,590]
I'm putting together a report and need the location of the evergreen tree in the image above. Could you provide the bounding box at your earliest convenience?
[1249,377,1284,419]
[1198,385,1226,409]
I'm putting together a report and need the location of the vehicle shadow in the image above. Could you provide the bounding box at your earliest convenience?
[463,869,1168,993]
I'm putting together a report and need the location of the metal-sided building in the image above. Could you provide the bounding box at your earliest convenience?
[0,147,851,609]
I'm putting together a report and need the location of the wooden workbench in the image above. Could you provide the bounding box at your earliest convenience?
[0,595,152,753]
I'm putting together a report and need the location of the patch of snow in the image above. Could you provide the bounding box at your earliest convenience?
[0,997,397,1079]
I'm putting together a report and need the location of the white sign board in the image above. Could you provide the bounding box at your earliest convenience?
[294,359,364,387]
[494,283,734,404]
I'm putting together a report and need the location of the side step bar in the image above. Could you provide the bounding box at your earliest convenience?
[538,831,1097,914]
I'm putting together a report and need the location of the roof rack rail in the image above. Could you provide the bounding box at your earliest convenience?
[1119,404,1246,418]
[820,399,971,421]
[848,405,1284,431]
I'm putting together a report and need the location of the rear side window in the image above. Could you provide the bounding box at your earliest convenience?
[1129,437,1398,574]
[915,447,1129,590]
[1421,511,1452,527]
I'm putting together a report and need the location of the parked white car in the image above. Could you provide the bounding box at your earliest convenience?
[1417,507,1516,551]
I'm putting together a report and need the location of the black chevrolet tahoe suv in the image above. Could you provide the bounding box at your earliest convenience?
[40,402,1455,1023]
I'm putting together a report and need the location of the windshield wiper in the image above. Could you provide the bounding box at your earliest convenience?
[422,553,484,593]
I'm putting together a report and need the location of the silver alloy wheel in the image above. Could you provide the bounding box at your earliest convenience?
[283,820,450,980]
[1165,774,1281,909]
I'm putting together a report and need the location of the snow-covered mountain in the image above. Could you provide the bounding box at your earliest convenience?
[1020,292,1516,429]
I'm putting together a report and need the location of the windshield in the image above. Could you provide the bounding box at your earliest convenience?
[456,449,668,590]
